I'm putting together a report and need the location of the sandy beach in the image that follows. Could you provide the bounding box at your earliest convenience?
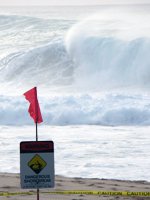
[0,173,150,200]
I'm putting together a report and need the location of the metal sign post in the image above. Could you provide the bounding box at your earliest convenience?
[36,122,39,200]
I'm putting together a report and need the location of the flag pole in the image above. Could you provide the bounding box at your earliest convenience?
[36,122,39,200]
[23,86,43,200]
[35,122,39,200]
[35,87,39,142]
[35,87,39,200]
[36,122,38,141]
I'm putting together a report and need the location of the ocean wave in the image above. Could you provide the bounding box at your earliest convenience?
[1,11,150,91]
[0,39,74,87]
[0,94,150,126]
[65,11,150,89]
[1,33,150,91]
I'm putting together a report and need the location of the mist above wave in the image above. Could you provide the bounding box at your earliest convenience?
[65,10,150,90]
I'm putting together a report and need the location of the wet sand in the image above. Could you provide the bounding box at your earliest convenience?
[0,173,150,200]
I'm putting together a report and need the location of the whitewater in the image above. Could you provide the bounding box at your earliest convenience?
[0,4,150,181]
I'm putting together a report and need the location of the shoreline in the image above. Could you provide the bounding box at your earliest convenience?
[0,173,150,199]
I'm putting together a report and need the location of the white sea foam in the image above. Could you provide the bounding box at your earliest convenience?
[0,94,150,126]
[1,125,150,181]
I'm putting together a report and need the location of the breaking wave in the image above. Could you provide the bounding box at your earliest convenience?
[65,11,150,90]
[0,94,150,126]
[1,11,150,92]
[0,9,150,126]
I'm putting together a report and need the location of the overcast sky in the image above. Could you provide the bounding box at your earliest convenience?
[0,0,150,6]
[0,0,149,6]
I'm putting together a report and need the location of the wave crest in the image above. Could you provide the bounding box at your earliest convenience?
[65,11,150,89]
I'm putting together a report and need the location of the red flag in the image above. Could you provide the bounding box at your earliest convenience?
[23,87,43,123]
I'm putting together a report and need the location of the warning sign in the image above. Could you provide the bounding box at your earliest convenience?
[20,141,54,189]
[28,154,47,174]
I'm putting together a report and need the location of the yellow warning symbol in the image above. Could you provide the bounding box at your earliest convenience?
[28,154,47,174]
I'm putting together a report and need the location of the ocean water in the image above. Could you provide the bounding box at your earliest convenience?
[0,5,150,181]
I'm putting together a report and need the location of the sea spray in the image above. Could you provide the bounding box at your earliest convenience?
[65,11,150,89]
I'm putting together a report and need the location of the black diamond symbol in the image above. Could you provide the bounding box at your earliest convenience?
[28,154,47,174]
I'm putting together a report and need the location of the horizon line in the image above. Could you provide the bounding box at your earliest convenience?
[0,3,149,6]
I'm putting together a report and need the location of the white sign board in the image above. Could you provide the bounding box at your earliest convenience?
[20,141,54,189]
